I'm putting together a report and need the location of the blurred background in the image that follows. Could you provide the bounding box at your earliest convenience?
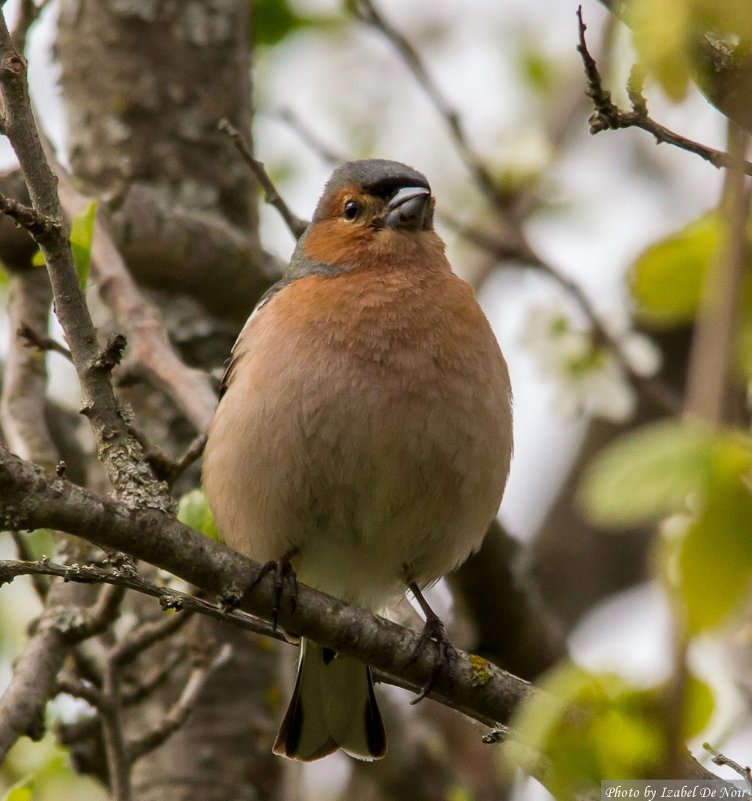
[0,0,746,799]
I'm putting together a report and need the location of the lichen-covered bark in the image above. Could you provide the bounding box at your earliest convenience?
[56,0,256,231]
[56,0,273,330]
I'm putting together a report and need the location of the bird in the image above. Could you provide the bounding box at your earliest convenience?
[202,158,513,762]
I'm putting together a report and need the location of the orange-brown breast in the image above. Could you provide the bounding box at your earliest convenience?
[203,242,513,609]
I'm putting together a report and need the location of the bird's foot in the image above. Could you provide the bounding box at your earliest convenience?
[406,584,456,705]
[249,550,298,631]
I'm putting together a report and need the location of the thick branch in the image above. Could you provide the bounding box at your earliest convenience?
[0,582,70,756]
[108,183,280,327]
[0,447,724,785]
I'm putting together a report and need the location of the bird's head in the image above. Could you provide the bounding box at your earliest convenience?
[299,159,444,271]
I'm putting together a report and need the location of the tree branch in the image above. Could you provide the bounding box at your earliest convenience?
[683,123,750,424]
[0,558,282,643]
[596,0,752,134]
[0,564,123,761]
[0,447,725,784]
[0,268,57,466]
[107,182,280,328]
[37,139,219,435]
[576,8,752,176]
[703,743,752,790]
[101,648,132,801]
[0,188,59,236]
[125,643,232,764]
[218,118,308,240]
[349,2,679,416]
[17,320,72,361]
[0,10,166,507]
[0,443,532,734]
[353,0,510,214]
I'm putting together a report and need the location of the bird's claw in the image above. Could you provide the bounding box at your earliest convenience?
[407,612,455,705]
[249,553,298,631]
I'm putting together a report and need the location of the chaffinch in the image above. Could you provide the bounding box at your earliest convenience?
[202,159,513,762]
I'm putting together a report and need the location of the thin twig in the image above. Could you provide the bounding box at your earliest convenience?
[169,433,206,482]
[111,608,193,666]
[56,673,102,708]
[95,333,127,373]
[121,649,185,705]
[10,531,47,599]
[10,0,51,55]
[576,7,752,176]
[0,188,59,237]
[351,1,679,415]
[144,433,207,485]
[353,0,509,212]
[443,215,682,414]
[703,743,752,791]
[0,558,283,643]
[17,321,72,361]
[218,118,308,239]
[84,582,126,633]
[275,107,342,166]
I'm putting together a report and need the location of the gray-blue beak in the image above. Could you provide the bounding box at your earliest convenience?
[384,186,431,229]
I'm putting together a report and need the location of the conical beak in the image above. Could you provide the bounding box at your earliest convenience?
[384,186,431,229]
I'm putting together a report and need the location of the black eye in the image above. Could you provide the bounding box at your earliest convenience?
[343,200,361,221]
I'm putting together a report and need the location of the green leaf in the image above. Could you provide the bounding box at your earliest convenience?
[690,1,752,46]
[69,201,97,289]
[252,0,338,46]
[28,202,99,282]
[509,663,716,795]
[518,43,557,95]
[509,664,667,797]
[677,481,752,633]
[2,779,33,801]
[580,422,752,527]
[177,489,222,542]
[628,213,720,329]
[681,673,715,738]
[628,0,693,101]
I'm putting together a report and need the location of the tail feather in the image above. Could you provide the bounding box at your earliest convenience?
[273,639,386,761]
